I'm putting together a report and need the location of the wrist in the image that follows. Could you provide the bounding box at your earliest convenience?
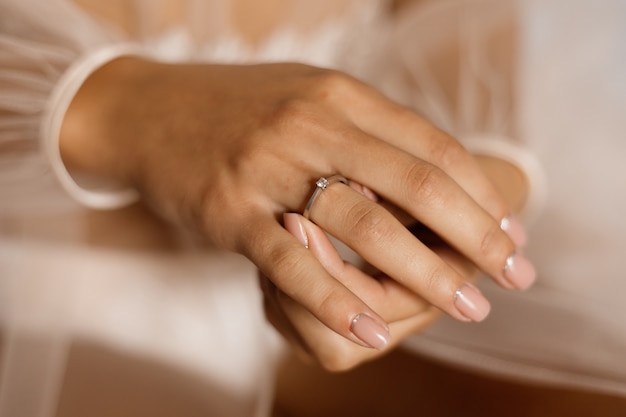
[59,55,148,182]
[52,50,155,208]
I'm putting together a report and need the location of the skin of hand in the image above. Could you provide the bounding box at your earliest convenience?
[262,157,528,371]
[60,57,527,352]
[261,213,479,371]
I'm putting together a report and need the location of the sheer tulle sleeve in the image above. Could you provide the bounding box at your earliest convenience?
[0,0,145,209]
[393,0,626,396]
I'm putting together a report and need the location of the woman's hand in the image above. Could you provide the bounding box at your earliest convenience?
[261,211,484,371]
[60,58,534,349]
[263,150,533,371]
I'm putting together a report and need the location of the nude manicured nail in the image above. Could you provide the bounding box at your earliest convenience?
[283,213,308,248]
[361,185,378,202]
[351,314,390,350]
[349,182,379,202]
[454,283,491,322]
[500,214,527,247]
[503,252,537,290]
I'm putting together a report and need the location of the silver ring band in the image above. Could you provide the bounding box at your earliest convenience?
[302,175,348,219]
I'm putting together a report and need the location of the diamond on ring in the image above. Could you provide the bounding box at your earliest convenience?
[316,177,330,189]
[302,175,348,220]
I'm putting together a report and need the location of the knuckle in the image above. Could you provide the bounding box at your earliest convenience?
[478,223,512,268]
[413,263,463,314]
[479,225,515,275]
[431,135,468,170]
[418,263,449,296]
[344,202,389,246]
[263,97,314,133]
[406,162,446,207]
[308,69,358,99]
[313,69,351,87]
[227,132,269,178]
[314,288,338,317]
[264,243,307,284]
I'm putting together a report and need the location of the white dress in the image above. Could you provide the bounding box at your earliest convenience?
[1,0,625,416]
[396,0,626,397]
[0,1,389,416]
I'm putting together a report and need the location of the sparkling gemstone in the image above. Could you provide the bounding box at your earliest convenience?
[316,177,329,189]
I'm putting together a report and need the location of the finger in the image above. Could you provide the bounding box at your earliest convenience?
[277,214,483,370]
[287,213,430,321]
[289,212,486,324]
[277,289,440,372]
[305,185,492,322]
[330,81,522,239]
[318,132,536,291]
[245,215,391,350]
[431,244,479,281]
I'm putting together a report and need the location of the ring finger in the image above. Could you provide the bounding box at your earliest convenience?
[306,180,492,323]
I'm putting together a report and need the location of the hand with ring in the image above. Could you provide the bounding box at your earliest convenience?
[60,59,535,363]
[262,204,485,370]
[262,160,532,370]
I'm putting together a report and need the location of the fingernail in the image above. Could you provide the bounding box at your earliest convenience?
[351,313,390,350]
[284,213,308,248]
[349,182,379,202]
[503,252,537,290]
[361,185,379,202]
[454,283,491,322]
[500,214,527,247]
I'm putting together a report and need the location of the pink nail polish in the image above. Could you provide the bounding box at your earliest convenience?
[351,314,390,350]
[500,214,527,247]
[454,283,491,322]
[503,252,537,290]
[283,213,308,248]
[349,182,379,202]
[361,185,379,202]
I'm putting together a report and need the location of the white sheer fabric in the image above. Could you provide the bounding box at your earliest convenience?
[0,1,388,416]
[1,0,626,415]
[0,0,387,209]
[396,0,626,397]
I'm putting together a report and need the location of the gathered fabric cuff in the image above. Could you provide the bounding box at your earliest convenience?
[40,43,152,209]
[462,135,547,224]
